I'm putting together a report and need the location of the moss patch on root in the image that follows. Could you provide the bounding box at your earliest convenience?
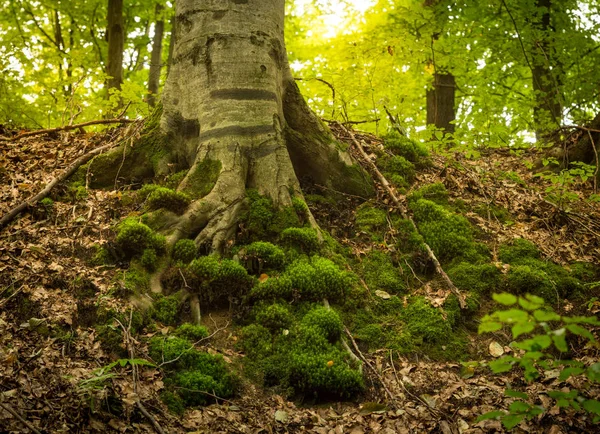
[181,159,222,199]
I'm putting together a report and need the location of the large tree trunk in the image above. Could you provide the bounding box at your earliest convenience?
[426,72,455,133]
[88,0,372,260]
[147,3,165,107]
[106,0,124,93]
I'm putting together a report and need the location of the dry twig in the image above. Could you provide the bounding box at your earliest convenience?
[0,118,136,142]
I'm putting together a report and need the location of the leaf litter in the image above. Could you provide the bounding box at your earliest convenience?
[0,126,599,433]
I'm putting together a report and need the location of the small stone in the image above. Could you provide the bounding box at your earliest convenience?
[275,410,289,423]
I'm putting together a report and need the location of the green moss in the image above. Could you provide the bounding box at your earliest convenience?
[380,155,416,184]
[182,159,222,199]
[305,194,336,207]
[473,203,513,224]
[383,132,430,165]
[301,306,343,343]
[153,294,180,325]
[570,262,600,282]
[124,265,150,292]
[239,324,272,358]
[188,255,253,304]
[165,171,187,189]
[160,391,185,415]
[67,181,88,202]
[498,238,540,264]
[355,204,387,241]
[175,323,209,341]
[331,160,375,198]
[448,262,503,295]
[242,190,304,241]
[506,265,556,302]
[410,199,485,264]
[116,217,166,258]
[359,251,405,294]
[255,303,293,332]
[91,245,114,266]
[173,239,197,264]
[249,275,293,301]
[292,197,309,220]
[140,248,158,271]
[243,242,286,271]
[150,334,237,407]
[146,187,191,214]
[95,323,126,357]
[284,256,349,302]
[403,297,452,343]
[281,227,320,253]
[137,184,161,201]
[407,183,448,205]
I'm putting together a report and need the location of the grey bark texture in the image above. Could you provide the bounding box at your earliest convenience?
[158,0,372,252]
[106,0,124,93]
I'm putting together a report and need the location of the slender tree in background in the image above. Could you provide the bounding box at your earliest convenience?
[106,0,124,94]
[529,0,562,138]
[423,0,455,134]
[147,2,165,107]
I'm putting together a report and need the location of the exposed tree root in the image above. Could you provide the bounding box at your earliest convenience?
[336,122,467,309]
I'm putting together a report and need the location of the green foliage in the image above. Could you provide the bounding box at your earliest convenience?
[243,242,286,271]
[249,275,293,301]
[358,251,405,294]
[280,227,320,253]
[152,295,179,326]
[292,197,309,220]
[91,245,114,266]
[479,293,600,428]
[175,324,209,342]
[116,218,166,258]
[243,190,303,241]
[255,303,293,332]
[448,262,502,296]
[173,239,197,264]
[301,306,343,342]
[145,187,191,214]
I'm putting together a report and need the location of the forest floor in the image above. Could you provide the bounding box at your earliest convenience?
[0,124,599,433]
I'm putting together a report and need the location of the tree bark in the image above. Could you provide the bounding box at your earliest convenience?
[106,0,124,94]
[426,72,455,133]
[531,0,562,139]
[147,3,165,107]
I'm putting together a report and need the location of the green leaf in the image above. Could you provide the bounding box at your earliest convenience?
[533,310,561,322]
[583,400,600,416]
[509,401,530,413]
[479,321,503,333]
[512,322,535,339]
[524,294,545,307]
[519,297,542,311]
[489,356,516,373]
[587,363,600,383]
[505,389,528,399]
[496,309,529,323]
[493,293,517,306]
[502,414,525,429]
[559,367,584,381]
[551,333,568,352]
[475,410,505,423]
[566,324,595,341]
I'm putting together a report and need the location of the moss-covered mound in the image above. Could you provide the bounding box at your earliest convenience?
[149,332,237,412]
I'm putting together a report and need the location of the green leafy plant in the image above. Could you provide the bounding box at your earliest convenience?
[477,293,600,429]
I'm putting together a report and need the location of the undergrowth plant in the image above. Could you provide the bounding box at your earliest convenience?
[477,293,600,429]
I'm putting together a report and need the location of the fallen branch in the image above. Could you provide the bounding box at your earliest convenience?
[0,141,119,230]
[0,118,136,142]
[336,122,466,309]
[0,402,42,434]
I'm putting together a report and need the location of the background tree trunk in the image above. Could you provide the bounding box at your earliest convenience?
[426,72,455,133]
[106,0,124,94]
[532,0,562,139]
[147,3,165,107]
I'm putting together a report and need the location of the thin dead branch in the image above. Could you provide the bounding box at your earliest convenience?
[0,117,136,142]
[0,402,42,434]
[336,122,467,308]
